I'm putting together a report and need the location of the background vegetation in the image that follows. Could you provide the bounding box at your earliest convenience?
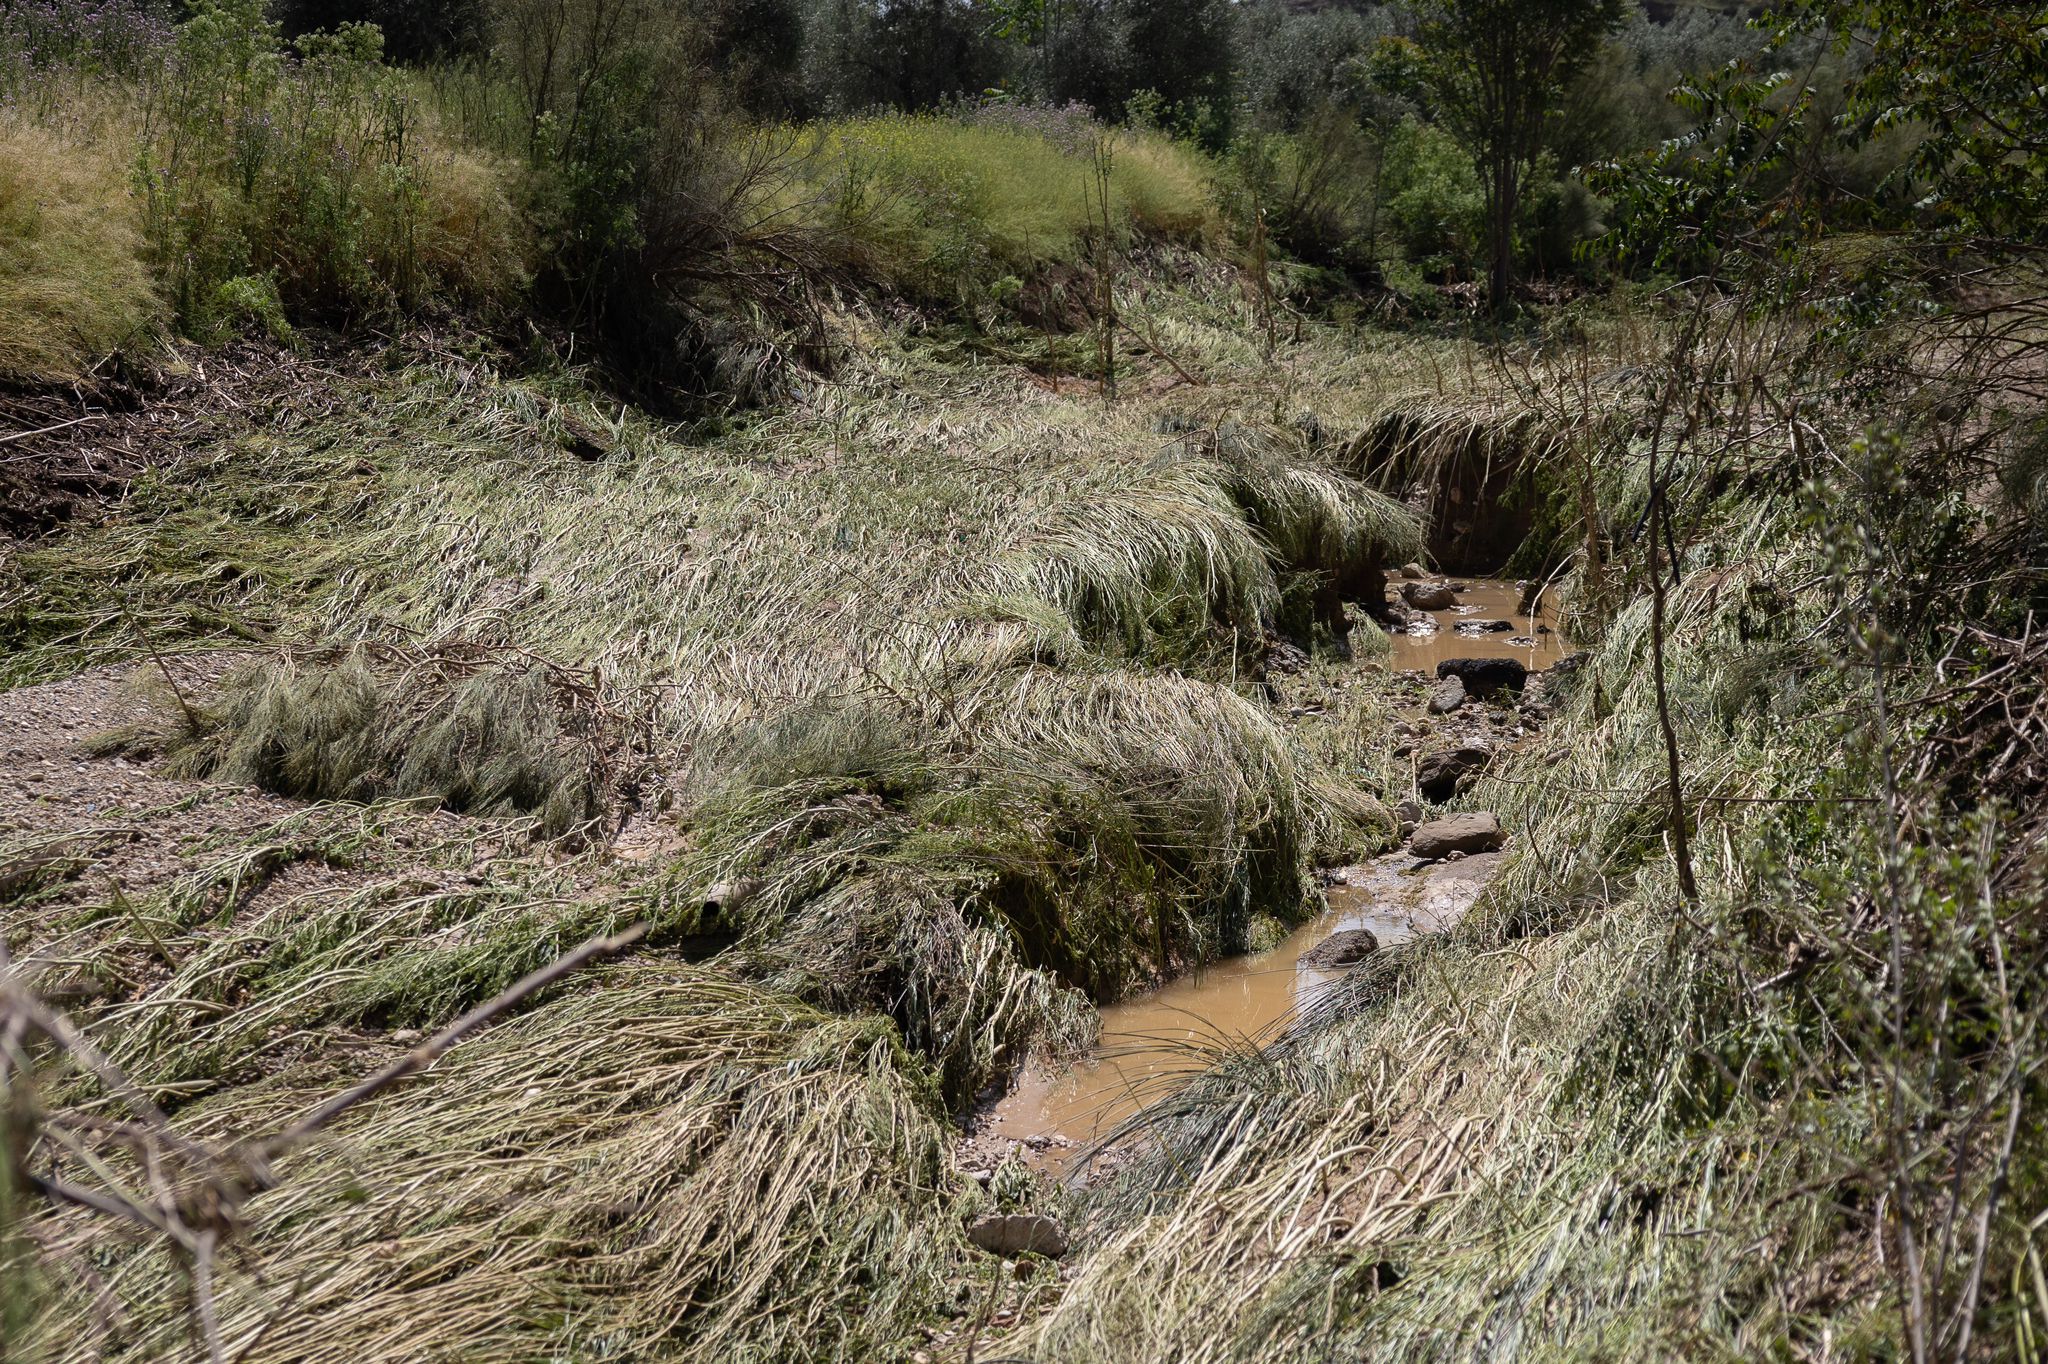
[3,0,2044,1360]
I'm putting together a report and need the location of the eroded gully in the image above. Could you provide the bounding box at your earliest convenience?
[972,577,1568,1176]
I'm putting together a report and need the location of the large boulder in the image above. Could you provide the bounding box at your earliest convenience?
[1402,580,1458,611]
[1436,656,1528,697]
[967,1213,1069,1258]
[1409,812,1506,859]
[1418,740,1492,801]
[1300,928,1380,970]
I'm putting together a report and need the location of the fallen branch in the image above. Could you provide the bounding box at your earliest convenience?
[2,921,650,1363]
[256,921,648,1160]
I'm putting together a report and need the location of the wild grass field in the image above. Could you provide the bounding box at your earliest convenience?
[4,1,2047,1361]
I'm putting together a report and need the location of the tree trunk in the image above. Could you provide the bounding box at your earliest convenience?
[1489,159,1516,316]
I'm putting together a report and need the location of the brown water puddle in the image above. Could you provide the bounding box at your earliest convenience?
[1386,577,1566,672]
[984,853,1504,1167]
[976,579,1562,1173]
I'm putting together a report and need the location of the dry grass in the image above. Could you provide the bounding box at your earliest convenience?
[17,961,967,1364]
[0,120,161,383]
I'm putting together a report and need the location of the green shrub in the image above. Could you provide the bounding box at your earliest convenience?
[133,0,521,329]
[1378,115,1483,278]
[0,122,162,382]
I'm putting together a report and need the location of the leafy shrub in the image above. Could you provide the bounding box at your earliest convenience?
[131,0,522,329]
[1378,115,1482,279]
[0,122,161,382]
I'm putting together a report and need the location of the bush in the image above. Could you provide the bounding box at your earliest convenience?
[133,0,522,329]
[1378,115,1483,280]
[0,123,162,383]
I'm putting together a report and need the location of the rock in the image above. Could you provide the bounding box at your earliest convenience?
[1425,677,1466,715]
[1547,651,1592,680]
[703,877,763,914]
[1402,580,1458,611]
[1300,927,1380,970]
[1409,812,1507,859]
[1417,741,1492,802]
[1399,562,1426,580]
[967,1213,1069,1259]
[1267,640,1310,674]
[1436,657,1528,697]
[1395,799,1423,823]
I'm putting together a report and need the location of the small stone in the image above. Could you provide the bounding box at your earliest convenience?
[1417,741,1492,802]
[1267,640,1310,674]
[1399,562,1426,579]
[1436,657,1528,697]
[391,1029,423,1047]
[1425,677,1466,715]
[970,1168,993,1188]
[702,877,763,914]
[1402,580,1457,611]
[1300,927,1380,970]
[1409,812,1507,859]
[967,1213,1069,1259]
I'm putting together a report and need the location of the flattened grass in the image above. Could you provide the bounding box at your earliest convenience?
[20,963,968,1364]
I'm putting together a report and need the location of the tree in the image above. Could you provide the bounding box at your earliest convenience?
[1417,0,1624,313]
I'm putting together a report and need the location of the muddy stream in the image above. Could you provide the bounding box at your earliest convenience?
[978,578,1565,1172]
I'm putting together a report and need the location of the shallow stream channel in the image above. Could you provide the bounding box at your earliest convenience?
[975,576,1568,1176]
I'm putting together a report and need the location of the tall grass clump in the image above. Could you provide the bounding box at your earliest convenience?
[0,122,161,382]
[159,645,625,835]
[809,108,1213,303]
[996,428,1420,658]
[668,666,1340,1105]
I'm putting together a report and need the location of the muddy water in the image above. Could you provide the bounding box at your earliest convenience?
[980,580,1560,1170]
[1387,577,1566,672]
[985,855,1504,1163]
